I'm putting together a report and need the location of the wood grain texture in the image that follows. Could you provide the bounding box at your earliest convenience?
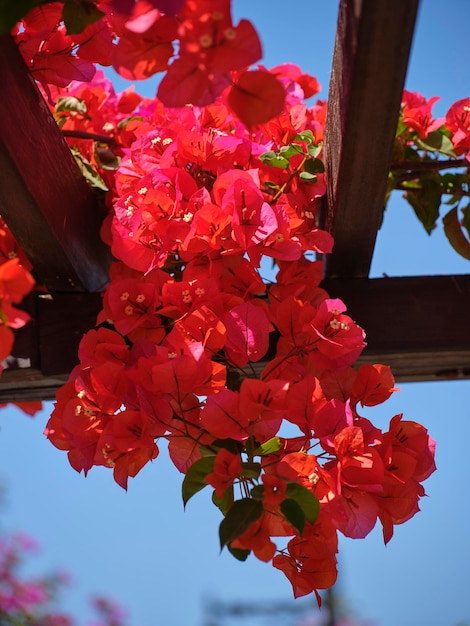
[0,35,111,292]
[1,276,470,402]
[323,0,419,279]
[323,274,470,380]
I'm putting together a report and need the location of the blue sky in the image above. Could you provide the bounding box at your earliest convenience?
[1,2,470,625]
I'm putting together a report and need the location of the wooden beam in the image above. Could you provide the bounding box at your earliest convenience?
[323,0,419,279]
[0,35,111,293]
[322,274,470,381]
[1,275,470,402]
[0,292,101,402]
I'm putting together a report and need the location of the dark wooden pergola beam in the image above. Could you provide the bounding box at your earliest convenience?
[1,275,470,402]
[323,274,470,381]
[1,291,102,402]
[0,35,111,293]
[323,0,419,279]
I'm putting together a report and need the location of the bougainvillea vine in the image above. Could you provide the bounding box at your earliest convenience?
[7,0,470,606]
[27,65,438,603]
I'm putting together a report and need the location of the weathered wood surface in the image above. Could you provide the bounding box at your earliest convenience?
[323,274,470,381]
[322,0,419,279]
[1,276,470,402]
[1,292,101,402]
[0,35,111,293]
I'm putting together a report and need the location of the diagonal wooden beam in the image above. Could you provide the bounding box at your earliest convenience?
[0,35,111,293]
[323,0,419,279]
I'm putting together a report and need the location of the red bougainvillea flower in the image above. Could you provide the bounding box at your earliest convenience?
[158,1,262,108]
[445,97,470,155]
[332,426,384,493]
[273,514,338,602]
[223,300,270,367]
[231,512,278,562]
[0,259,35,368]
[111,15,178,80]
[402,90,443,139]
[401,90,443,138]
[0,258,35,307]
[384,414,436,483]
[227,70,286,127]
[351,363,399,407]
[271,63,321,101]
[0,218,33,270]
[206,448,242,499]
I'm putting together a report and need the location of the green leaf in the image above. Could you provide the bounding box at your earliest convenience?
[259,150,277,161]
[462,204,470,238]
[299,171,317,182]
[295,130,314,144]
[395,117,408,138]
[404,174,442,234]
[241,462,261,479]
[307,143,322,159]
[280,498,305,535]
[250,485,264,500]
[441,172,459,190]
[400,180,423,190]
[94,146,121,171]
[228,546,251,561]
[71,148,108,191]
[417,131,456,158]
[304,157,325,175]
[212,486,234,516]
[263,181,280,190]
[0,0,39,33]
[62,0,104,35]
[226,368,242,391]
[443,206,470,260]
[219,498,263,550]
[182,456,215,508]
[259,151,289,169]
[253,436,282,456]
[285,483,320,523]
[117,115,144,130]
[0,301,8,326]
[55,97,87,115]
[279,144,303,158]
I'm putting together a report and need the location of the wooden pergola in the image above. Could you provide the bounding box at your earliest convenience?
[1,0,470,403]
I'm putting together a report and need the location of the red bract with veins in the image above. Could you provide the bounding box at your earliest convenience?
[0,258,35,369]
[401,90,443,139]
[272,515,339,602]
[206,448,242,499]
[16,0,272,123]
[445,97,470,155]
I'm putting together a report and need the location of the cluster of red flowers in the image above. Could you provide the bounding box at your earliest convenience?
[401,89,470,151]
[392,91,470,256]
[13,0,289,126]
[37,63,437,602]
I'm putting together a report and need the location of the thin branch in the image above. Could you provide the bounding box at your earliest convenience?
[62,129,117,146]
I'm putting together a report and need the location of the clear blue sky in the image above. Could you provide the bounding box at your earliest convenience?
[1,2,470,625]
